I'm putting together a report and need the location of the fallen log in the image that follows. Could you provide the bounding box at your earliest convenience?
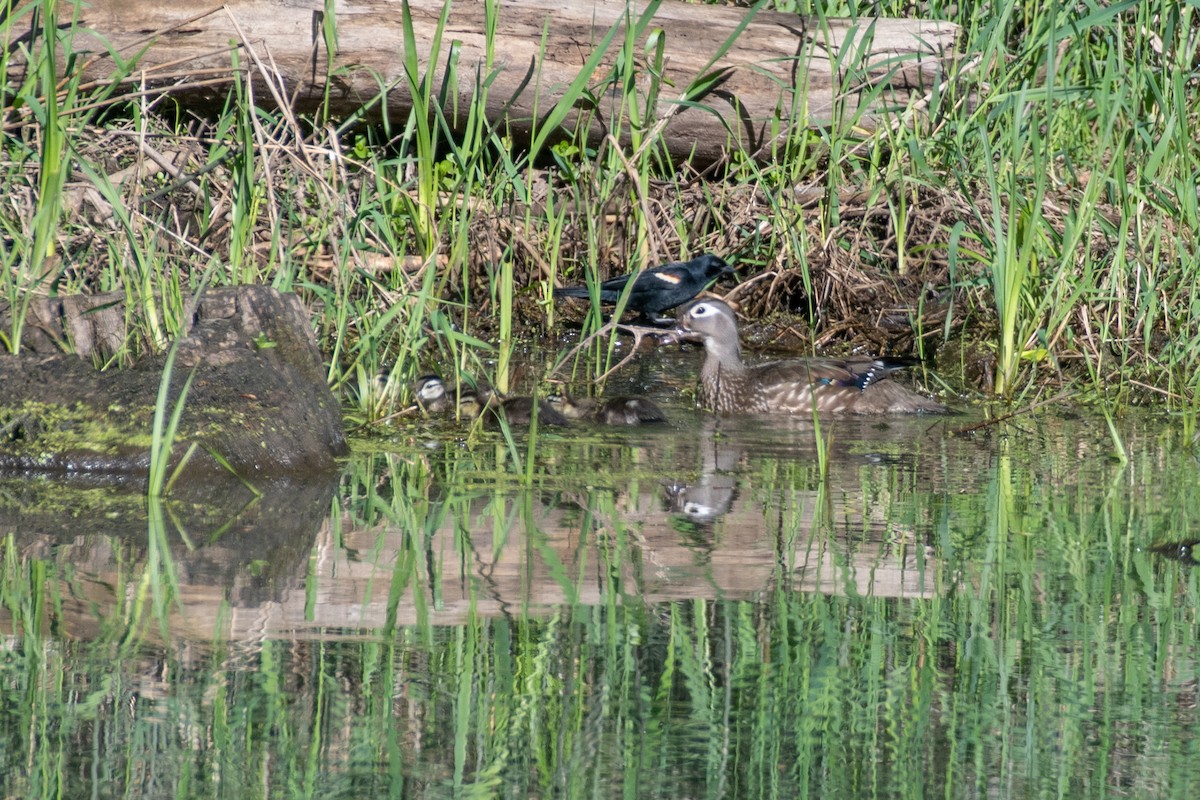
[12,0,959,166]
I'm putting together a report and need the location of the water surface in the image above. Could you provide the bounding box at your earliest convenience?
[2,396,1197,798]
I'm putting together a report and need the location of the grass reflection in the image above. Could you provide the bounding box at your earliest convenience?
[1,415,1199,797]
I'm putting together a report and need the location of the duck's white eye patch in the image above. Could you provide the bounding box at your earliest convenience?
[418,381,444,400]
[684,501,717,519]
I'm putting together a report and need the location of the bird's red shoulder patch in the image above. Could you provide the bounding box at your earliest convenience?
[653,270,683,285]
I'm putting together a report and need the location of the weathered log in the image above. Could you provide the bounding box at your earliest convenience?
[17,0,959,166]
[0,286,348,477]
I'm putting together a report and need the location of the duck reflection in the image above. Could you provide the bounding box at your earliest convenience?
[661,414,943,529]
[662,417,739,526]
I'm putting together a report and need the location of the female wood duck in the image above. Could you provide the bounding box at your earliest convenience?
[548,392,668,425]
[677,299,946,415]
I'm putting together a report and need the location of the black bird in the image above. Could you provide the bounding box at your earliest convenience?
[553,254,735,323]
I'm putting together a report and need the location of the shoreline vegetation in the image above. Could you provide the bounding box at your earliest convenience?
[1,0,1198,432]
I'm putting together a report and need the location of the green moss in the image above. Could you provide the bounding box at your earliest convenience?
[0,476,143,518]
[0,400,154,456]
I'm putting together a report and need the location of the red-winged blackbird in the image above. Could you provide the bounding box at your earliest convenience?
[553,254,734,323]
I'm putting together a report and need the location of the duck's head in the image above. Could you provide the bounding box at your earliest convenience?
[677,299,742,360]
[414,375,447,412]
[546,391,593,420]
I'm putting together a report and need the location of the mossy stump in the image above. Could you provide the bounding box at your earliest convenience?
[0,286,347,478]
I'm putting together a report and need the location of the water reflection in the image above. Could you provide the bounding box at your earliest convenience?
[3,410,1200,798]
[10,409,1197,638]
[662,417,740,524]
[0,471,338,640]
[1,409,958,636]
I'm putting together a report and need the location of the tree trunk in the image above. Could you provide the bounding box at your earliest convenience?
[21,0,958,166]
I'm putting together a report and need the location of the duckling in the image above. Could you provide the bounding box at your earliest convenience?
[549,392,668,425]
[460,388,571,427]
[414,375,451,414]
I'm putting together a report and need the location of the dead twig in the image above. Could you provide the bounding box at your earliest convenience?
[950,389,1075,436]
[549,320,671,383]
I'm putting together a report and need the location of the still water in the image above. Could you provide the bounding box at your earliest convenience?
[2,393,1198,798]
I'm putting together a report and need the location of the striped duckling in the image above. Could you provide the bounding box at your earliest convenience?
[548,392,668,426]
[414,374,452,414]
[460,387,571,428]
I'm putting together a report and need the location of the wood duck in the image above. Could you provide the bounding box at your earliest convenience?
[677,299,946,415]
[414,375,451,414]
[416,376,568,426]
[460,388,571,427]
[554,254,735,323]
[548,392,669,425]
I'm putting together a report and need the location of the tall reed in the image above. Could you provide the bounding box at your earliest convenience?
[4,0,72,353]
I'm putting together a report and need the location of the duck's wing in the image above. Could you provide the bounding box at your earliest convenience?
[837,357,923,390]
[627,398,668,423]
[747,358,944,414]
[738,360,833,412]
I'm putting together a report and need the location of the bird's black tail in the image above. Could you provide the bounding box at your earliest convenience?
[553,286,593,300]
